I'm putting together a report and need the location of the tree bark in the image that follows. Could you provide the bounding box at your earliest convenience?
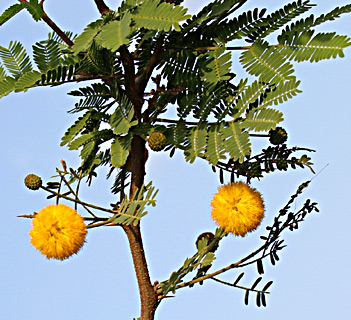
[124,135,158,320]
[119,43,159,319]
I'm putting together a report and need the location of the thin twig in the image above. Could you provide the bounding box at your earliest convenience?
[57,169,97,218]
[41,185,117,214]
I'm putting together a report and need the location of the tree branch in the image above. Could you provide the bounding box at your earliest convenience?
[18,0,74,46]
[136,35,165,94]
[94,0,110,16]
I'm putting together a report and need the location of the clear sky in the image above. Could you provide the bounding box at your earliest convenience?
[1,1,350,319]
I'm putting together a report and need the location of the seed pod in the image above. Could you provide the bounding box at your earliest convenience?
[24,174,42,190]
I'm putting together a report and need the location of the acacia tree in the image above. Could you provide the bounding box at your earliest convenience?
[1,0,350,319]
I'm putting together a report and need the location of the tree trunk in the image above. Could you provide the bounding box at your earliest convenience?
[124,135,158,320]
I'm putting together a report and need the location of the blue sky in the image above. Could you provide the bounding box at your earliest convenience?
[1,1,351,319]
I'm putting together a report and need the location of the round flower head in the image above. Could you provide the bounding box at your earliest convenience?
[211,182,264,237]
[29,204,87,260]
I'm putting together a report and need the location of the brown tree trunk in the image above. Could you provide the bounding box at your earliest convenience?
[118,42,161,320]
[125,133,158,320]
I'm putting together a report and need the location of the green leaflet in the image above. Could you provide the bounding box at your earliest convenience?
[261,78,301,106]
[206,123,226,165]
[242,108,284,132]
[239,40,295,85]
[72,19,104,54]
[100,12,132,51]
[0,3,25,26]
[110,100,137,135]
[14,70,41,92]
[202,46,232,86]
[184,122,207,163]
[0,76,15,98]
[132,0,191,32]
[33,39,62,73]
[184,0,245,32]
[61,111,91,146]
[111,133,132,168]
[277,31,351,62]
[222,122,251,163]
[232,80,269,118]
[68,82,111,112]
[68,129,113,150]
[38,64,77,86]
[80,140,98,161]
[0,64,7,80]
[204,8,267,43]
[243,0,315,43]
[167,120,188,148]
[23,0,43,21]
[111,182,158,226]
[279,4,351,39]
[0,41,33,79]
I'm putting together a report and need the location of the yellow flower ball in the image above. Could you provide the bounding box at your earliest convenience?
[29,204,87,260]
[211,182,265,237]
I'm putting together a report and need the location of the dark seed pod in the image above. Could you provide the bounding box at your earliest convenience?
[269,127,288,145]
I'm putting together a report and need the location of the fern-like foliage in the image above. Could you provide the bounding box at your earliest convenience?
[111,182,158,226]
[72,19,104,54]
[0,3,25,26]
[242,0,315,43]
[111,133,133,168]
[99,12,132,51]
[202,46,232,86]
[132,0,191,32]
[110,94,138,135]
[68,83,112,112]
[23,0,43,21]
[33,39,62,73]
[0,41,32,78]
[277,30,351,62]
[279,4,351,38]
[239,40,295,85]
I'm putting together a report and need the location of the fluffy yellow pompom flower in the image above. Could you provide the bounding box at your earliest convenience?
[211,182,265,237]
[29,204,87,260]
